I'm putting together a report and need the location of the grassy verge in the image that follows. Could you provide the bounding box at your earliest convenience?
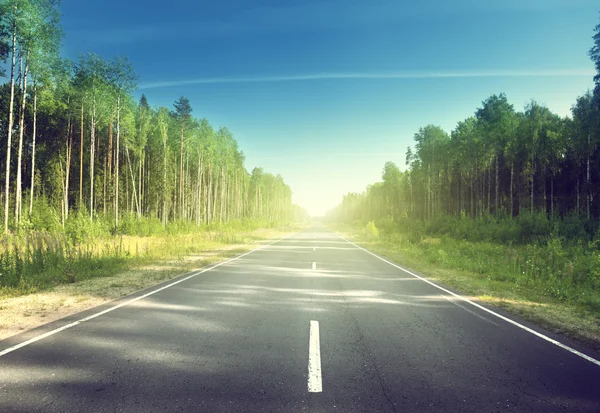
[334,223,600,350]
[0,225,301,340]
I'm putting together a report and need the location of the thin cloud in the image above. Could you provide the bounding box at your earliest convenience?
[139,70,595,90]
[252,153,406,161]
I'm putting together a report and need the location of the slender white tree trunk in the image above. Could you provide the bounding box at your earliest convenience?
[90,100,96,221]
[510,162,514,218]
[15,53,28,224]
[115,95,120,228]
[587,133,591,219]
[530,154,534,214]
[79,102,84,206]
[162,138,167,226]
[4,22,17,233]
[64,118,72,222]
[29,82,38,216]
[495,155,499,214]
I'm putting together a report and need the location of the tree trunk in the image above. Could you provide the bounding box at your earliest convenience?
[80,102,84,206]
[543,169,547,216]
[213,169,219,223]
[29,82,38,216]
[487,165,491,214]
[427,165,431,220]
[162,139,167,226]
[457,170,461,216]
[15,53,28,224]
[206,163,212,224]
[115,95,121,229]
[577,176,580,215]
[64,118,72,221]
[470,172,474,218]
[108,117,113,177]
[550,174,554,217]
[4,8,17,234]
[137,154,142,218]
[510,162,514,218]
[138,153,143,218]
[183,153,189,220]
[196,152,203,226]
[587,134,591,220]
[220,166,225,223]
[103,156,107,215]
[409,175,413,217]
[530,155,534,214]
[179,124,184,219]
[90,102,96,221]
[59,157,66,226]
[495,155,499,214]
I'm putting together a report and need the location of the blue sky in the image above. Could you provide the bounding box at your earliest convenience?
[60,0,599,216]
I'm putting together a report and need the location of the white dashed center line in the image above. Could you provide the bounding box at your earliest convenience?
[308,320,323,392]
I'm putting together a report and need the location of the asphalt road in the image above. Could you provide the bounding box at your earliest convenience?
[1,225,600,412]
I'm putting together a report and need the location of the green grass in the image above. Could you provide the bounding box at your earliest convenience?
[0,220,304,299]
[335,221,600,348]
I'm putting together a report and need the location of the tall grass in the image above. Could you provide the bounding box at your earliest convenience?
[0,231,128,296]
[1,211,295,298]
[357,213,600,313]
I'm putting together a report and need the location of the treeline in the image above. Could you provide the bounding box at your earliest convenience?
[0,0,298,235]
[333,90,599,228]
[330,14,600,239]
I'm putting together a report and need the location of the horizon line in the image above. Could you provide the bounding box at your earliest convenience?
[138,69,595,89]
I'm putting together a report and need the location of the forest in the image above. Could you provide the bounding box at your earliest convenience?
[0,1,298,235]
[0,0,302,294]
[329,14,600,327]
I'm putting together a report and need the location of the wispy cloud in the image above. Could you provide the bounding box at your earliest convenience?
[250,153,414,163]
[139,69,595,90]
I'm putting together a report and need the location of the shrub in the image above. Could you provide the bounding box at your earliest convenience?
[557,212,589,242]
[516,212,552,243]
[365,221,379,238]
[64,208,111,243]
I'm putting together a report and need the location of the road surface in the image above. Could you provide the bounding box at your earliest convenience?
[1,226,599,412]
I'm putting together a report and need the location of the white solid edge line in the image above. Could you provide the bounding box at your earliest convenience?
[0,232,298,358]
[308,320,323,392]
[312,261,316,270]
[332,230,600,368]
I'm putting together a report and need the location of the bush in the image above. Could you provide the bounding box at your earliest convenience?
[516,212,552,243]
[119,214,165,237]
[64,208,112,244]
[556,212,589,242]
[24,198,62,233]
[365,221,379,238]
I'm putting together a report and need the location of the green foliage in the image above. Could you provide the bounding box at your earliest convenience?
[382,213,597,246]
[0,3,296,235]
[365,221,379,238]
[64,208,112,243]
[347,215,600,315]
[22,197,62,232]
[590,11,600,86]
[118,214,165,237]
